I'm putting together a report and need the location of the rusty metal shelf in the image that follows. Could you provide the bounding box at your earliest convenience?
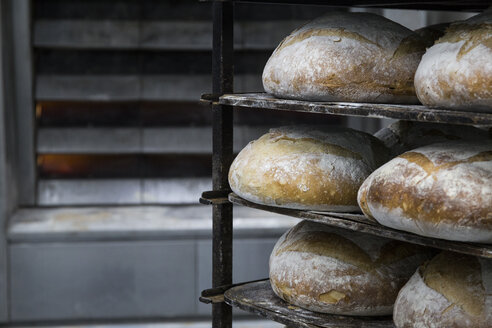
[224,279,394,328]
[218,93,492,126]
[229,193,492,259]
[205,1,490,328]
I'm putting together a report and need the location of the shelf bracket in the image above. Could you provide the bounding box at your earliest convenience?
[201,93,221,104]
[200,278,269,304]
[200,190,231,205]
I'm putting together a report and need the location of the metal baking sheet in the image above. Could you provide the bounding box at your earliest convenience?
[201,0,489,12]
[219,93,492,126]
[225,280,394,328]
[229,193,492,258]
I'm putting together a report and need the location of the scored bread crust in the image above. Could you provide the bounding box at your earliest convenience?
[229,126,389,212]
[414,11,492,111]
[394,252,492,328]
[262,11,424,103]
[269,220,435,316]
[358,141,492,243]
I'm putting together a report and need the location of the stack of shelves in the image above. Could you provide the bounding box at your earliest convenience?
[201,1,492,328]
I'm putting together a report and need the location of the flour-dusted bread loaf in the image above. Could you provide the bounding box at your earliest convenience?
[262,12,426,104]
[394,252,492,328]
[269,220,436,315]
[414,11,492,111]
[374,120,491,156]
[229,126,390,212]
[357,141,492,242]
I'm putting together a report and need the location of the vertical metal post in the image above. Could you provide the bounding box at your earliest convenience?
[12,0,36,205]
[0,0,19,321]
[211,2,233,328]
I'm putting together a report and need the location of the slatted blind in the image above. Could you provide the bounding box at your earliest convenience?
[33,0,343,206]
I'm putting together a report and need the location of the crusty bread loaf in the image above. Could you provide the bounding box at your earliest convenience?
[357,141,492,242]
[394,252,492,328]
[374,120,491,156]
[229,126,390,212]
[262,12,426,104]
[269,220,436,315]
[414,23,450,49]
[414,11,492,111]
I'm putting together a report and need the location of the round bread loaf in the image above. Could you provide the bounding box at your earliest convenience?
[269,220,436,315]
[374,120,491,156]
[262,12,426,104]
[394,252,492,328]
[229,126,389,212]
[357,141,492,242]
[414,11,492,111]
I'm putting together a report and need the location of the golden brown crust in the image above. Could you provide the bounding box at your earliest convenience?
[367,150,492,228]
[231,136,361,207]
[394,252,491,328]
[423,252,485,317]
[361,141,492,242]
[229,127,390,211]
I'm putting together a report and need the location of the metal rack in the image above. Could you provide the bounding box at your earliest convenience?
[200,1,491,328]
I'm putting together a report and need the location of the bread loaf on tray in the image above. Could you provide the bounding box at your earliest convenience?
[394,252,492,328]
[262,12,426,104]
[269,220,436,315]
[414,11,492,111]
[358,141,492,243]
[229,126,389,212]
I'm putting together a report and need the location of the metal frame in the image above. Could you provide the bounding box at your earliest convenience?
[0,0,24,321]
[201,0,489,11]
[0,2,11,321]
[0,0,36,321]
[12,0,36,206]
[211,2,234,328]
